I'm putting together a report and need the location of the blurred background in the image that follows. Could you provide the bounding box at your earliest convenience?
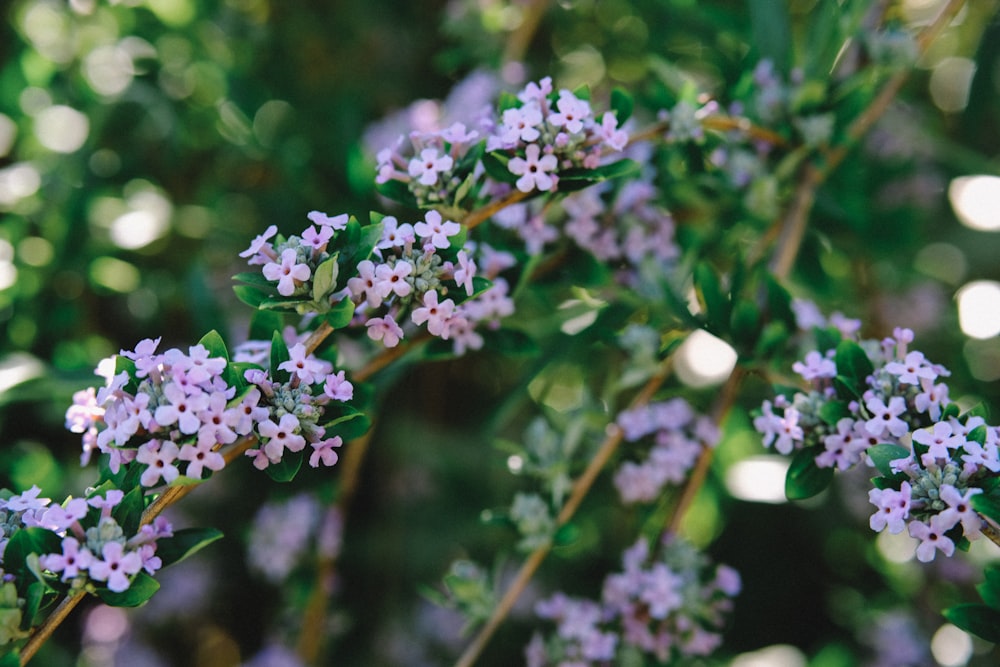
[2,0,1000,665]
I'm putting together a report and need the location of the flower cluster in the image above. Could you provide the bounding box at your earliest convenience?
[526,536,739,665]
[375,122,483,207]
[613,399,720,505]
[238,210,348,311]
[754,326,1000,561]
[345,212,515,355]
[487,77,629,194]
[66,334,353,483]
[0,486,171,596]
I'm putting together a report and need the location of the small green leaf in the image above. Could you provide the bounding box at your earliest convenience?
[155,527,224,569]
[233,285,268,309]
[765,275,796,329]
[482,152,517,184]
[944,604,1000,643]
[231,271,274,288]
[197,330,229,361]
[496,91,520,112]
[867,444,911,478]
[3,528,62,581]
[571,83,591,100]
[977,566,1000,610]
[325,298,356,330]
[481,329,540,357]
[325,411,372,441]
[264,451,303,483]
[22,582,44,630]
[114,487,145,538]
[559,159,641,187]
[962,402,991,422]
[312,254,340,303]
[375,179,419,209]
[818,400,851,426]
[694,262,729,334]
[835,340,874,388]
[968,425,988,446]
[730,299,760,343]
[785,447,833,500]
[610,87,634,124]
[97,572,160,608]
[972,494,1000,526]
[269,331,290,382]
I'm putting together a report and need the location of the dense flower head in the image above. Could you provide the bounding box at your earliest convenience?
[527,536,738,665]
[755,325,1000,562]
[66,334,355,483]
[0,487,172,595]
[341,212,514,356]
[375,122,482,207]
[614,399,719,504]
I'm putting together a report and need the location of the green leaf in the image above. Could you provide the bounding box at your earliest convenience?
[0,651,20,667]
[233,285,268,309]
[482,151,517,184]
[114,487,145,538]
[818,400,851,426]
[325,298,356,330]
[765,275,796,329]
[962,402,991,422]
[496,91,519,112]
[730,299,760,344]
[610,87,634,124]
[269,331,290,382]
[96,572,160,608]
[754,321,789,359]
[835,340,874,390]
[813,326,843,354]
[785,447,833,500]
[312,254,340,303]
[3,528,62,581]
[155,527,224,569]
[749,0,792,75]
[571,83,591,101]
[968,425,988,446]
[197,330,229,361]
[231,271,274,288]
[248,309,284,342]
[559,159,641,187]
[694,262,729,334]
[481,328,540,357]
[22,582,45,630]
[943,604,1000,643]
[264,451,303,483]
[972,494,1000,526]
[325,410,372,441]
[867,444,911,478]
[375,179,418,209]
[977,567,1000,610]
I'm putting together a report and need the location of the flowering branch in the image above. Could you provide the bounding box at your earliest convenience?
[453,360,672,667]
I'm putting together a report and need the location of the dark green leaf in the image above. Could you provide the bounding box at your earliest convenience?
[978,567,1000,610]
[325,298,356,330]
[968,425,988,446]
[269,331,290,382]
[962,402,991,422]
[785,447,833,500]
[197,330,229,361]
[942,403,960,420]
[867,444,911,478]
[496,91,520,112]
[749,0,792,75]
[248,310,284,342]
[730,299,760,343]
[375,179,418,209]
[155,527,224,569]
[559,159,641,186]
[231,271,274,288]
[3,528,62,582]
[264,450,303,483]
[325,410,372,441]
[114,487,145,538]
[835,340,874,390]
[694,262,729,334]
[944,604,1000,643]
[233,285,268,309]
[97,572,160,608]
[972,494,1000,526]
[0,652,20,667]
[813,326,843,354]
[818,400,851,426]
[482,328,540,357]
[22,581,45,630]
[832,376,863,402]
[754,321,789,358]
[765,275,796,329]
[610,87,634,124]
[482,152,517,184]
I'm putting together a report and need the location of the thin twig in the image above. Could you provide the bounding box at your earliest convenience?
[453,361,672,667]
[19,591,85,666]
[501,0,551,66]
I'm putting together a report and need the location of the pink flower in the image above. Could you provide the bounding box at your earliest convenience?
[40,537,93,582]
[307,210,348,230]
[366,315,404,347]
[453,250,476,296]
[411,290,455,337]
[508,144,559,193]
[414,210,460,249]
[89,541,143,593]
[279,343,331,385]
[136,440,181,487]
[408,147,454,186]
[909,515,955,562]
[599,112,628,151]
[347,260,383,307]
[263,248,311,297]
[179,439,226,479]
[154,382,209,435]
[864,396,909,439]
[377,216,415,250]
[374,261,413,299]
[323,371,354,402]
[239,224,277,262]
[548,91,591,134]
[259,414,306,461]
[302,225,334,252]
[499,104,543,144]
[309,436,343,468]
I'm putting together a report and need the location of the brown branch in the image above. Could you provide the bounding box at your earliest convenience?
[462,189,531,230]
[19,591,85,666]
[501,0,551,66]
[453,360,672,667]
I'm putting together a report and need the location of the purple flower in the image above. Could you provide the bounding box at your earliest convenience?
[309,436,343,468]
[307,210,348,230]
[366,315,404,348]
[407,147,454,186]
[136,440,181,487]
[179,439,226,479]
[40,537,93,582]
[411,290,455,337]
[263,248,311,297]
[508,144,559,193]
[414,210,460,249]
[89,542,143,592]
[908,515,955,562]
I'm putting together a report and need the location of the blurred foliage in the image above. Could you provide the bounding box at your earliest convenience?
[2,0,1000,666]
